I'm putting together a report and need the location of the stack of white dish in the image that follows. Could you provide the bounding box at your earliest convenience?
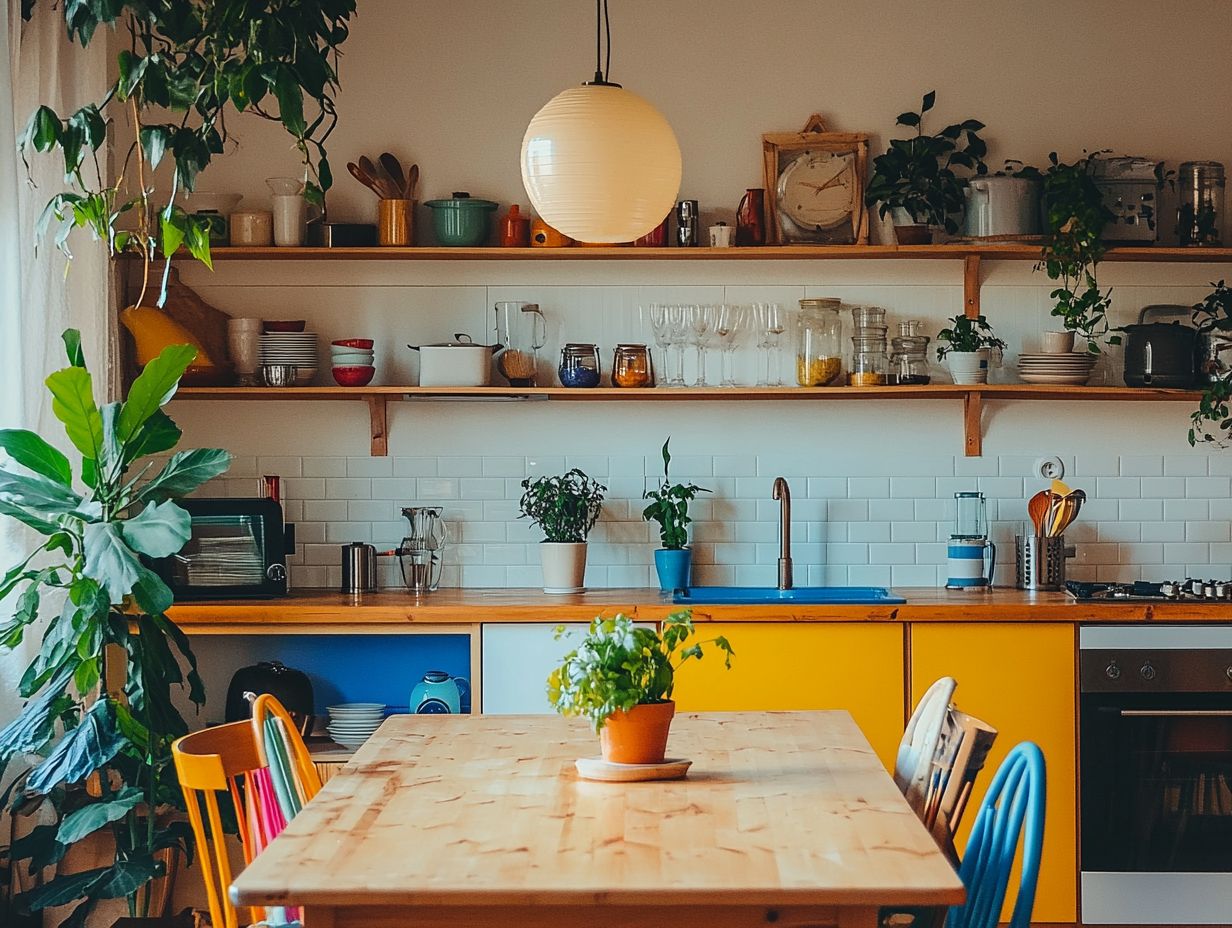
[326,703,385,750]
[260,332,318,385]
[1017,352,1096,385]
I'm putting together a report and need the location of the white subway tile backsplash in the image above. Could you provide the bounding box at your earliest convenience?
[256,450,1232,590]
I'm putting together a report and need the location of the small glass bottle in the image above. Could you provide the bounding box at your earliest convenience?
[558,343,602,388]
[795,298,844,386]
[612,344,655,387]
[1178,161,1225,247]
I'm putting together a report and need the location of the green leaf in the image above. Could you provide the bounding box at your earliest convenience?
[62,329,86,368]
[117,343,197,444]
[160,206,187,258]
[0,470,84,517]
[45,365,103,462]
[119,500,190,558]
[131,565,174,617]
[82,522,142,603]
[9,823,69,871]
[26,699,125,794]
[16,866,109,912]
[184,215,213,269]
[26,105,60,152]
[95,856,160,900]
[124,410,181,464]
[136,448,231,504]
[139,125,170,170]
[56,786,143,845]
[896,111,921,127]
[116,50,148,100]
[921,90,936,112]
[0,429,71,484]
[274,64,306,137]
[0,665,76,763]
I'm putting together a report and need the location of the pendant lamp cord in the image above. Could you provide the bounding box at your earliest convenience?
[593,0,612,84]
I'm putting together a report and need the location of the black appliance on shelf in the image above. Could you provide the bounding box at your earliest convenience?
[225,660,315,736]
[146,497,292,599]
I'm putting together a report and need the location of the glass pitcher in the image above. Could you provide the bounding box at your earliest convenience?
[399,506,448,593]
[494,301,547,386]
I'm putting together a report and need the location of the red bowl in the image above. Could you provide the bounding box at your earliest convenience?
[263,320,307,333]
[332,365,376,387]
[332,338,374,349]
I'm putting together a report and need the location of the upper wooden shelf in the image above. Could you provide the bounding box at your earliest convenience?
[134,244,1232,262]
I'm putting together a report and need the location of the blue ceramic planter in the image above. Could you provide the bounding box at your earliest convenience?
[654,548,692,592]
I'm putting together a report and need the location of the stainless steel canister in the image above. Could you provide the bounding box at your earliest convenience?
[1015,535,1076,591]
[675,200,699,247]
[341,542,378,593]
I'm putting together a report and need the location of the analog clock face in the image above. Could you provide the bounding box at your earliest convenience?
[777,150,855,233]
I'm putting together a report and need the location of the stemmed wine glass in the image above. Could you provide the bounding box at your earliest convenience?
[754,302,786,386]
[648,303,672,385]
[715,303,748,387]
[689,303,718,387]
[666,304,690,387]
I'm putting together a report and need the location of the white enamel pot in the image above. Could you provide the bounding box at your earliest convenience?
[409,333,503,387]
[962,174,1042,238]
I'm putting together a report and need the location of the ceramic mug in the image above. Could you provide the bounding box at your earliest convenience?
[946,537,996,589]
[229,210,273,246]
[709,224,734,247]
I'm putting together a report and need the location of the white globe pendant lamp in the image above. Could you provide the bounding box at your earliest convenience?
[520,1,682,244]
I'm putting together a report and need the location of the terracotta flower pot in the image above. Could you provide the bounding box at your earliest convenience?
[600,700,676,764]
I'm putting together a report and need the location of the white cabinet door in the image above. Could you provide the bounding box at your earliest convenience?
[481,623,586,714]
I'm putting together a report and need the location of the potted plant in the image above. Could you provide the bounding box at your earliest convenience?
[936,314,1007,384]
[642,439,710,592]
[0,335,231,927]
[519,468,606,593]
[865,91,988,245]
[1189,280,1232,446]
[1035,151,1119,355]
[547,611,733,764]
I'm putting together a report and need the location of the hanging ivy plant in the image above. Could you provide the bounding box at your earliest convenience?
[1189,280,1232,446]
[19,0,356,306]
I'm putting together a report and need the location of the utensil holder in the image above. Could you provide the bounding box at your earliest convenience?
[1015,534,1075,591]
[378,198,415,246]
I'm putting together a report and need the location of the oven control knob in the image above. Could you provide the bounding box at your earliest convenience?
[1225,665,1232,682]
[1104,661,1121,680]
[1139,661,1157,682]
[267,563,287,581]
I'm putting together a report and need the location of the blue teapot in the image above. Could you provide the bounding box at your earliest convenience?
[410,670,469,714]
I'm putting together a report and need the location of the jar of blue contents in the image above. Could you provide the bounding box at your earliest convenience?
[558,343,602,387]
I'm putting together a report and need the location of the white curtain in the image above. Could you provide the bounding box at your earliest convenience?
[0,0,110,724]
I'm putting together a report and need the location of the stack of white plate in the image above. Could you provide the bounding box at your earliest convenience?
[1017,352,1096,385]
[260,332,319,385]
[326,703,385,750]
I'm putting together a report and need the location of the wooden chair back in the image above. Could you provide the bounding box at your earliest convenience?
[925,708,998,837]
[251,693,322,806]
[946,741,1046,928]
[896,676,957,817]
[171,720,263,928]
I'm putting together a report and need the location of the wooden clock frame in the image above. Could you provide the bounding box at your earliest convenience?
[762,113,870,245]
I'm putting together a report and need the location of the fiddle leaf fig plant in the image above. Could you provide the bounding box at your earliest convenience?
[0,332,231,926]
[1189,280,1232,447]
[864,90,988,233]
[519,469,606,543]
[642,439,709,550]
[19,0,355,306]
[1035,151,1117,354]
[935,314,1007,359]
[547,611,733,731]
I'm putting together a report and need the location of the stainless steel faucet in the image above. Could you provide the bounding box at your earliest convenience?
[772,477,793,590]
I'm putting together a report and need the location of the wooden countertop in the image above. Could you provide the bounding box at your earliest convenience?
[231,712,965,912]
[168,586,1232,627]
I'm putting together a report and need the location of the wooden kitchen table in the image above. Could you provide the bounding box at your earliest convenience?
[230,711,965,928]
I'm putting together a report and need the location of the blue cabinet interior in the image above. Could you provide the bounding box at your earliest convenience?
[188,633,471,719]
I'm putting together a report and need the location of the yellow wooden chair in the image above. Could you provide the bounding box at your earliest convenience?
[171,720,263,928]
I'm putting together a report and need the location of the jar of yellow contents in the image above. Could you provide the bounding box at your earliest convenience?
[796,298,844,386]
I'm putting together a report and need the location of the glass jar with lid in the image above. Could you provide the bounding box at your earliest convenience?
[795,298,844,386]
[1178,161,1225,247]
[889,320,932,385]
[558,343,602,387]
[612,343,655,388]
[850,336,889,386]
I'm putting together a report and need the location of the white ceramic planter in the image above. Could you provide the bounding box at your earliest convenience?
[540,542,588,593]
[947,349,990,384]
[1041,330,1076,353]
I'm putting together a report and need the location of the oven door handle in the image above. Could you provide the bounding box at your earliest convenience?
[1119,709,1232,717]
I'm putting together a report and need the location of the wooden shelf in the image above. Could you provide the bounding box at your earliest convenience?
[173,383,1199,457]
[142,244,1232,262]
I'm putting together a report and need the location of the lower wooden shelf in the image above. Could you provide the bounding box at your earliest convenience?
[172,383,1199,457]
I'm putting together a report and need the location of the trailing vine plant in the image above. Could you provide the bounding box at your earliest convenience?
[19,0,356,306]
[1189,280,1232,446]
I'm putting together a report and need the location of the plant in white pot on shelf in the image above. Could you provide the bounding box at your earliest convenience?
[936,314,1007,385]
[547,611,733,765]
[519,469,606,593]
[642,439,709,592]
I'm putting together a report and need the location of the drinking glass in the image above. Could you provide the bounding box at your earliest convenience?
[716,303,748,387]
[647,303,671,383]
[665,304,690,387]
[690,303,717,386]
[755,302,786,386]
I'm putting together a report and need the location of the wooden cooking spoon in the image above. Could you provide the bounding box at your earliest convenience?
[379,152,406,198]
[406,163,419,199]
[359,155,400,199]
[1027,490,1051,535]
[348,161,385,197]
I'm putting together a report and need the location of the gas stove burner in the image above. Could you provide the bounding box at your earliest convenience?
[1066,579,1232,602]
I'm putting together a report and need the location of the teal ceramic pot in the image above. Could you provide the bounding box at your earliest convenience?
[424,192,498,246]
[654,548,693,592]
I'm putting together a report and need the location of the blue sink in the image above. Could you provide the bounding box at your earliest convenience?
[672,586,906,605]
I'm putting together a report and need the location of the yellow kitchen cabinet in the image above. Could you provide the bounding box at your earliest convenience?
[910,623,1076,924]
[672,622,905,768]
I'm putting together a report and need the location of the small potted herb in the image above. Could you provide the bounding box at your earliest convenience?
[519,468,606,593]
[642,438,710,592]
[865,91,987,244]
[936,314,1007,384]
[547,611,733,764]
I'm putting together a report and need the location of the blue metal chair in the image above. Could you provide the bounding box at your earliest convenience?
[946,741,1046,928]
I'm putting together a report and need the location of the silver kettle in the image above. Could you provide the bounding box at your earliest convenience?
[341,542,378,593]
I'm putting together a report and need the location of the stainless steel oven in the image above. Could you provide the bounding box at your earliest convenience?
[1080,625,1232,924]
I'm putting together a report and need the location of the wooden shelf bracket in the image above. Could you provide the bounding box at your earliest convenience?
[367,395,389,456]
[963,254,982,318]
[963,389,983,457]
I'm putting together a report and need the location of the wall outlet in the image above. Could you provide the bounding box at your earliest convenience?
[1034,456,1065,480]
